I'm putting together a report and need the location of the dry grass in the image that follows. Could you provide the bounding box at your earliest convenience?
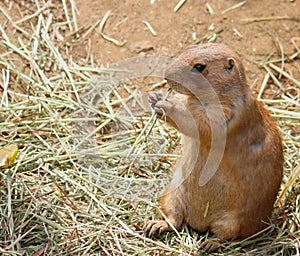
[0,1,299,255]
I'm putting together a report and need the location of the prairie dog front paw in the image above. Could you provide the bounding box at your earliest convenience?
[148,92,173,118]
[148,92,163,109]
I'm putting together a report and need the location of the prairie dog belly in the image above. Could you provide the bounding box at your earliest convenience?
[171,135,214,231]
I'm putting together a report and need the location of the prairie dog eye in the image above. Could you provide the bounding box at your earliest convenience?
[191,64,206,73]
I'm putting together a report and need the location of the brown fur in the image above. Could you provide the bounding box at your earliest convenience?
[145,43,283,251]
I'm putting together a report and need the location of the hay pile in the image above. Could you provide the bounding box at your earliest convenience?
[0,1,299,255]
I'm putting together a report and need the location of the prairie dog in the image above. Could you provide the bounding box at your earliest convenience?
[145,43,283,252]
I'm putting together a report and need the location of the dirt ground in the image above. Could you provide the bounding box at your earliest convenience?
[72,0,300,90]
[1,0,299,90]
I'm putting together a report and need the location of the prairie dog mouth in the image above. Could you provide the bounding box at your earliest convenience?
[166,80,192,95]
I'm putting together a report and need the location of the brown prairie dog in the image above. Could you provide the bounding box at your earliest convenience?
[145,43,283,252]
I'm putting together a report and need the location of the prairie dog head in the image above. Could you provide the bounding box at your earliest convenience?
[164,43,248,102]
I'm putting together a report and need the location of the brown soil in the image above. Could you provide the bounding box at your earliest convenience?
[71,0,300,90]
[1,0,299,91]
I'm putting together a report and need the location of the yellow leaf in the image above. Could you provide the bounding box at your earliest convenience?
[0,144,18,169]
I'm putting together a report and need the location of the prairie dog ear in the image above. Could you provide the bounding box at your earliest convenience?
[226,58,235,72]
